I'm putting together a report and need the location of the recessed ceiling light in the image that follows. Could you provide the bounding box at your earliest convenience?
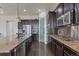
[24,9,27,12]
[38,9,41,12]
[58,8,62,12]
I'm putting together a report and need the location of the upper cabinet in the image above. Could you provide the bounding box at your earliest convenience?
[55,3,76,26]
[53,3,79,27]
[75,3,79,24]
[47,11,56,34]
[64,3,74,13]
[57,15,64,26]
[64,3,75,25]
[56,3,64,18]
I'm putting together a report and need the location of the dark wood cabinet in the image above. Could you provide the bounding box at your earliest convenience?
[55,7,58,19]
[15,36,33,56]
[64,3,74,13]
[55,44,63,56]
[64,3,76,25]
[55,40,63,56]
[12,36,33,56]
[51,39,56,55]
[47,11,57,34]
[56,3,74,17]
[63,46,78,56]
[53,3,79,26]
[51,38,63,56]
[25,39,29,56]
[16,43,25,56]
[54,3,76,26]
[25,36,33,56]
[75,3,79,24]
[56,3,64,18]
[51,37,79,56]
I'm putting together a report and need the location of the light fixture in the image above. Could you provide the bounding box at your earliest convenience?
[38,9,41,12]
[24,9,27,12]
[58,8,62,12]
[0,7,3,14]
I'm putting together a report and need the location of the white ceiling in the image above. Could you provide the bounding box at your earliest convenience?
[0,3,58,16]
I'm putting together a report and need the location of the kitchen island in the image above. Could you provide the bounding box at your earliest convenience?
[0,35,33,56]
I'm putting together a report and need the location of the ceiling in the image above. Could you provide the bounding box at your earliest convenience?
[0,3,59,16]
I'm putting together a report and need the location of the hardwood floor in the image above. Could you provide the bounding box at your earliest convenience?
[27,41,54,56]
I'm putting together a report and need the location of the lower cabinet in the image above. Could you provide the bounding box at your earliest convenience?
[51,38,63,56]
[55,44,63,56]
[51,37,78,56]
[25,39,29,56]
[63,46,78,56]
[15,36,33,56]
[51,39,56,55]
[0,35,33,56]
[15,43,26,56]
[25,36,32,56]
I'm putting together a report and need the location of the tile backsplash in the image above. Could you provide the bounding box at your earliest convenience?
[57,25,79,40]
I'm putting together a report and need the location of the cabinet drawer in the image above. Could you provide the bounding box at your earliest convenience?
[64,46,78,56]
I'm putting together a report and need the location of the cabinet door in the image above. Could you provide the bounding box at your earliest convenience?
[64,3,75,24]
[25,40,29,56]
[55,8,58,18]
[64,3,73,13]
[57,16,64,26]
[15,43,25,56]
[55,40,63,56]
[48,12,56,34]
[75,3,79,24]
[48,12,53,33]
[57,3,64,18]
[63,11,71,25]
[63,46,78,56]
[55,44,63,56]
[51,39,56,55]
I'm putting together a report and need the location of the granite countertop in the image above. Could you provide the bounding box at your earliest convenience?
[0,35,30,53]
[32,32,38,34]
[49,34,79,55]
